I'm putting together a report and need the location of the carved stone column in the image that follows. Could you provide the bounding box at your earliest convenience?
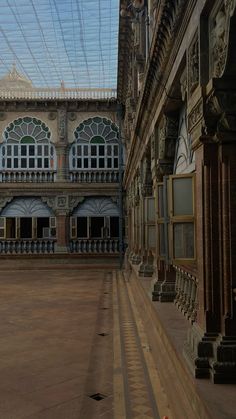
[56,210,69,253]
[56,109,69,182]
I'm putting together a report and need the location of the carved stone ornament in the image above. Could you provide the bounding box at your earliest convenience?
[0,197,13,212]
[188,35,199,95]
[68,112,77,121]
[180,69,187,101]
[48,112,57,121]
[58,109,67,141]
[41,196,56,211]
[210,0,236,78]
[158,116,178,161]
[0,112,6,121]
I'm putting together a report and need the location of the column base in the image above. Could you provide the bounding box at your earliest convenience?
[159,281,176,302]
[55,244,69,253]
[152,279,162,301]
[211,336,236,383]
[183,323,218,379]
[139,263,154,277]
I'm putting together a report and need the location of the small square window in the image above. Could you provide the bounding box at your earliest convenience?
[44,158,49,168]
[29,158,35,168]
[21,158,27,168]
[84,158,88,168]
[91,158,97,168]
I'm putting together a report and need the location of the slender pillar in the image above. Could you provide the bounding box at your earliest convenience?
[55,211,69,253]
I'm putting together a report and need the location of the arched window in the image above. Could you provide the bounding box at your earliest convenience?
[69,117,119,171]
[0,117,56,171]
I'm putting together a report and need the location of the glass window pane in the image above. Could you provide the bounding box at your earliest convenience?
[44,145,49,155]
[91,145,96,156]
[91,158,97,168]
[114,145,118,156]
[72,158,75,169]
[77,158,82,168]
[7,145,11,155]
[114,158,118,168]
[0,229,4,238]
[107,158,112,168]
[21,145,27,156]
[99,145,104,156]
[2,158,5,168]
[0,218,4,227]
[173,222,194,259]
[84,158,88,168]
[158,185,164,218]
[29,145,34,156]
[44,158,49,168]
[50,146,54,155]
[2,146,5,156]
[107,145,112,156]
[72,146,75,156]
[148,225,156,248]
[21,158,27,168]
[173,177,193,216]
[77,145,81,156]
[14,158,18,168]
[159,223,165,257]
[7,158,11,168]
[29,158,35,168]
[38,145,42,156]
[99,158,105,168]
[37,158,42,168]
[84,145,88,156]
[14,145,18,156]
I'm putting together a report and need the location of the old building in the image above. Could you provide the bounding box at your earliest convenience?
[118,0,236,406]
[0,65,122,257]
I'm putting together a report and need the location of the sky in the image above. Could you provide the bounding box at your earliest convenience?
[0,0,119,89]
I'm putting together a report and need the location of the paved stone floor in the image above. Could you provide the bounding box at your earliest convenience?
[0,266,171,419]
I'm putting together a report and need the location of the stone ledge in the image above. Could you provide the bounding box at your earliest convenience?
[127,265,236,419]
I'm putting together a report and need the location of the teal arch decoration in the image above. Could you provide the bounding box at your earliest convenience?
[4,116,51,143]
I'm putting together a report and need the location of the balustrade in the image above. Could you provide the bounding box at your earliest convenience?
[0,88,117,100]
[70,239,119,253]
[174,268,197,323]
[69,170,119,183]
[0,240,55,254]
[1,171,56,183]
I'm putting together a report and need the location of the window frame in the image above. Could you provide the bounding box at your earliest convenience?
[169,173,196,263]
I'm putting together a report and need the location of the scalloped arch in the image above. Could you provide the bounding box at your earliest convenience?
[74,117,119,144]
[3,116,51,143]
[72,197,119,216]
[1,197,54,217]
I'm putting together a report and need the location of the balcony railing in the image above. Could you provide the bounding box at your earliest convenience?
[0,239,55,254]
[0,88,117,101]
[69,170,119,183]
[174,267,198,323]
[1,171,56,182]
[70,239,119,253]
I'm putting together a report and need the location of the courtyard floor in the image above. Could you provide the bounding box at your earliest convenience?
[0,265,170,419]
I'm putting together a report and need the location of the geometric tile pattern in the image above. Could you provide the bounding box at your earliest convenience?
[116,272,161,419]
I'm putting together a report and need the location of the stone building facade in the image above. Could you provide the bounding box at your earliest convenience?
[0,67,122,256]
[119,0,236,388]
